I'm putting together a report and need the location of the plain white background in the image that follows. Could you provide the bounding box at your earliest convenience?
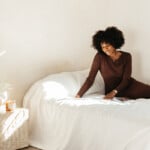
[0,0,150,105]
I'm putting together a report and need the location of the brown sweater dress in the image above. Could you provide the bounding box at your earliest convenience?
[77,51,150,99]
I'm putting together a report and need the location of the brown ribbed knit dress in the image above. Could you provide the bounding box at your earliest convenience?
[77,51,150,99]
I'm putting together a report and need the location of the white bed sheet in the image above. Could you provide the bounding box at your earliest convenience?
[23,91,150,150]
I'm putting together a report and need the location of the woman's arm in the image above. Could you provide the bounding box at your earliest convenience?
[104,53,132,99]
[76,53,100,98]
[115,53,132,92]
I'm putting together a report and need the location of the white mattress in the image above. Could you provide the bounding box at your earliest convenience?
[23,69,150,150]
[23,92,150,150]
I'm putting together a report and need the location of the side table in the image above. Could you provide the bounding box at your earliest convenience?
[0,108,29,150]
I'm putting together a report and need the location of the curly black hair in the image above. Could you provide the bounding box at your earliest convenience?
[92,26,125,54]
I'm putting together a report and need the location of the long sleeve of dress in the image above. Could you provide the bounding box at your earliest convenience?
[115,53,132,92]
[77,53,100,97]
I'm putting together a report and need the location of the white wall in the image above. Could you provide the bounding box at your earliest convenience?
[0,0,150,106]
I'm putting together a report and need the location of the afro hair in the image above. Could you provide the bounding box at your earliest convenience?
[92,26,125,54]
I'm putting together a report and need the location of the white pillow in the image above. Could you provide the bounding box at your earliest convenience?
[40,69,104,100]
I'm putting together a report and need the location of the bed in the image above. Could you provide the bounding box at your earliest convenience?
[23,69,150,150]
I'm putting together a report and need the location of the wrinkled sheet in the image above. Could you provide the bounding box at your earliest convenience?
[23,90,150,150]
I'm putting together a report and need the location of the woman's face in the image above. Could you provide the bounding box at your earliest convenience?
[100,42,116,56]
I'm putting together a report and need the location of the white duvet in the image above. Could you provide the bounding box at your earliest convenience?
[23,70,150,150]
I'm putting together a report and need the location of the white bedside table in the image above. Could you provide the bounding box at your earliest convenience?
[0,108,29,150]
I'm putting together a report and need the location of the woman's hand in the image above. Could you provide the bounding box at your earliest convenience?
[104,90,117,100]
[75,94,80,98]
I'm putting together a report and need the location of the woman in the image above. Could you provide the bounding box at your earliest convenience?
[76,26,150,100]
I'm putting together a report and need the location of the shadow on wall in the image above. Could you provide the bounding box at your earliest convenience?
[124,28,148,82]
[131,51,142,79]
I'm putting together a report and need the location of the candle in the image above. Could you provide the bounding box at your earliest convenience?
[6,100,16,111]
